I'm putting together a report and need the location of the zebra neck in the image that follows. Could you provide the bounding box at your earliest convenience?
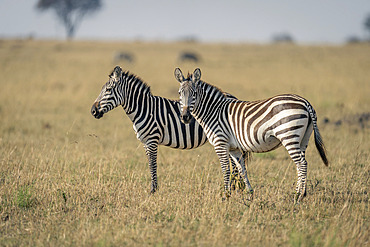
[122,80,153,122]
[193,82,227,121]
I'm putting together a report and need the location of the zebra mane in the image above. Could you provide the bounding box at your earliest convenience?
[122,70,152,95]
[183,72,232,99]
[197,80,229,99]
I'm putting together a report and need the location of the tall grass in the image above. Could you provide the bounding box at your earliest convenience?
[0,40,369,246]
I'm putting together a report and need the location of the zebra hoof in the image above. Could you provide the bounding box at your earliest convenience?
[150,185,157,195]
[247,190,254,201]
[231,183,236,191]
[294,189,307,203]
[294,197,300,205]
[294,193,304,204]
[221,190,231,200]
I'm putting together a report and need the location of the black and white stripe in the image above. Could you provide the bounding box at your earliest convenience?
[91,66,243,193]
[175,68,328,201]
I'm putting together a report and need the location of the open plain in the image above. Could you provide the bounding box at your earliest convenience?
[0,40,369,246]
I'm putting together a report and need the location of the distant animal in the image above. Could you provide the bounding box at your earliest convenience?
[114,52,134,63]
[175,68,329,201]
[178,52,200,63]
[91,66,246,194]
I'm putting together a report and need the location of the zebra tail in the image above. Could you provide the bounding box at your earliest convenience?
[307,103,329,166]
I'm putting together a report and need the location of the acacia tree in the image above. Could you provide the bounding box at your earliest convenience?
[36,0,102,39]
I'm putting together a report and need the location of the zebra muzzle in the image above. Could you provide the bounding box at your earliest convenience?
[181,112,192,124]
[91,102,104,119]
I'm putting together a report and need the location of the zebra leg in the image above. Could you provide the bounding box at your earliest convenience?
[293,125,312,201]
[230,156,241,191]
[285,143,308,202]
[215,145,232,197]
[229,150,253,195]
[144,141,159,194]
[295,153,308,202]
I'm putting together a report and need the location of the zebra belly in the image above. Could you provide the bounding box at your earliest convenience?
[160,118,207,149]
[233,124,283,153]
[252,135,281,153]
[233,135,281,153]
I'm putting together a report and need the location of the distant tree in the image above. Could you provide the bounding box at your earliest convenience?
[36,0,102,39]
[364,14,370,40]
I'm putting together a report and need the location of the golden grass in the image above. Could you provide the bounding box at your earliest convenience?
[0,39,369,246]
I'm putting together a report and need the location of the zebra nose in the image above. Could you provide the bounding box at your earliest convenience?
[181,113,191,124]
[91,103,98,116]
[91,102,103,119]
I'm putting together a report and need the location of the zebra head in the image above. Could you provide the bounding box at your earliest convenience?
[91,66,124,119]
[174,68,201,124]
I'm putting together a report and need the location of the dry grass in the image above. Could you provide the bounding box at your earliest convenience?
[0,39,369,246]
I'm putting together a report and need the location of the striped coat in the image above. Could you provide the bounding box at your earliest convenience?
[175,68,328,201]
[91,66,242,193]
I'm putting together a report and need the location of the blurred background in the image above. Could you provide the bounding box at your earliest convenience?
[1,1,370,246]
[1,0,370,44]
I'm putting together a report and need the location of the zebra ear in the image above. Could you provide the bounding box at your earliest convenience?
[110,66,123,79]
[193,68,201,82]
[174,68,185,83]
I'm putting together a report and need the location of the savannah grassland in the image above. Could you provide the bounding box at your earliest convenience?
[0,39,369,246]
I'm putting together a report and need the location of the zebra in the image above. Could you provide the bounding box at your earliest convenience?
[178,51,200,63]
[174,68,328,201]
[91,66,245,194]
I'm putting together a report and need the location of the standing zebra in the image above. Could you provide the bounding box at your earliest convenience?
[91,66,243,193]
[175,68,328,201]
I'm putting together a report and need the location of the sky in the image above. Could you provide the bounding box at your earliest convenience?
[1,0,370,44]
